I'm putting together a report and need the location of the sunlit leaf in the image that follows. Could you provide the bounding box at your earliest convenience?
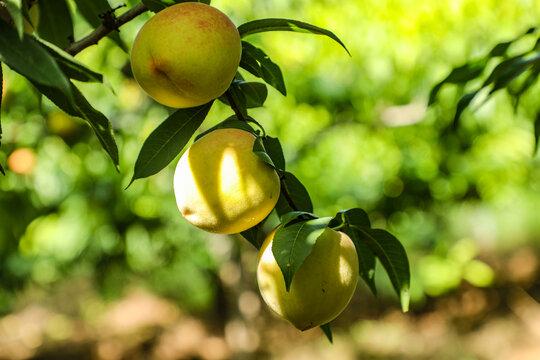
[272,217,331,291]
[129,101,213,185]
[238,18,350,56]
[37,0,74,49]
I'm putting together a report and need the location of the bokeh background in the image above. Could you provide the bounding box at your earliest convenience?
[1,0,540,359]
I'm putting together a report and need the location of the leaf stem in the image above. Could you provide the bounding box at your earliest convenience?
[64,2,148,56]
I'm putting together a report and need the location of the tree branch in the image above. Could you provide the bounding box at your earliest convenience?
[64,2,148,56]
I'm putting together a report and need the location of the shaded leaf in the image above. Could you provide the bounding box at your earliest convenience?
[142,0,210,13]
[72,0,127,52]
[240,41,286,95]
[280,211,318,227]
[428,59,486,105]
[32,81,119,168]
[275,171,313,217]
[0,20,73,104]
[194,116,256,142]
[453,90,479,127]
[329,208,376,294]
[354,227,410,312]
[219,81,267,108]
[238,18,350,56]
[129,102,213,185]
[37,0,73,49]
[0,61,3,175]
[320,323,333,343]
[487,55,538,94]
[272,217,331,291]
[36,38,103,83]
[253,135,284,171]
[3,0,24,39]
[241,225,262,249]
[534,111,540,153]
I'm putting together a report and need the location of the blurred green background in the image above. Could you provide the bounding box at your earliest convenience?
[1,0,540,359]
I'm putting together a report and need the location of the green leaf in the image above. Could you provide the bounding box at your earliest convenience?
[280,211,318,227]
[241,226,261,249]
[194,116,256,142]
[238,18,350,56]
[32,81,119,168]
[487,55,539,94]
[129,102,213,185]
[275,171,313,218]
[240,41,287,95]
[142,0,210,13]
[36,38,103,83]
[37,0,74,49]
[272,217,331,291]
[225,86,248,118]
[354,227,410,312]
[0,61,3,175]
[72,0,128,52]
[263,136,285,171]
[329,209,376,294]
[320,323,333,343]
[453,90,479,127]
[534,111,540,154]
[253,135,285,171]
[219,81,267,108]
[0,20,74,104]
[428,59,486,105]
[3,0,24,39]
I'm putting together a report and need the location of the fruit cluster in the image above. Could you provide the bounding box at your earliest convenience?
[131,2,359,331]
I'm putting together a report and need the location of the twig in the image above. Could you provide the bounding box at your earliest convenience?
[64,3,148,56]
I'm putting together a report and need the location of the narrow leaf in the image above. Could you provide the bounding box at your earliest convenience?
[72,0,128,52]
[280,211,318,227]
[534,111,540,153]
[37,0,74,49]
[240,41,287,95]
[428,59,486,105]
[3,0,24,39]
[0,20,73,103]
[194,116,255,142]
[320,323,333,343]
[275,171,313,217]
[453,90,479,127]
[253,136,275,168]
[32,81,119,168]
[129,101,213,185]
[220,81,267,108]
[36,38,103,83]
[0,61,3,175]
[238,18,350,56]
[262,136,285,171]
[329,208,370,229]
[355,227,410,312]
[241,225,261,249]
[272,217,331,291]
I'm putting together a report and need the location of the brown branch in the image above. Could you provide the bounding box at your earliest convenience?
[64,2,148,56]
